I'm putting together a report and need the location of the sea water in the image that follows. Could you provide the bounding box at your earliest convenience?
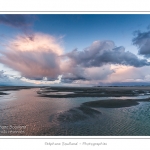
[0,88,150,136]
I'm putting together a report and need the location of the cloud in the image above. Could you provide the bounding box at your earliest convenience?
[108,65,146,83]
[21,75,62,85]
[0,70,28,86]
[60,65,86,83]
[0,33,64,81]
[60,40,150,83]
[102,65,150,86]
[67,40,150,68]
[0,14,35,29]
[84,65,114,80]
[133,30,150,57]
[0,70,8,80]
[61,64,114,83]
[72,65,150,86]
[1,34,150,85]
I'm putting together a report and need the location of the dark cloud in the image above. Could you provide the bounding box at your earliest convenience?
[67,40,150,68]
[0,14,35,28]
[61,73,86,83]
[133,30,150,57]
[61,66,87,83]
[26,76,59,81]
[61,76,86,83]
[26,77,45,81]
[60,40,150,83]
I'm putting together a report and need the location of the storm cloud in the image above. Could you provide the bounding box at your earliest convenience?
[0,33,63,81]
[133,30,150,57]
[0,14,34,28]
[60,40,150,83]
[1,34,150,84]
[61,66,87,83]
[67,40,150,68]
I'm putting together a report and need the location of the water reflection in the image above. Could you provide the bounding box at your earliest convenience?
[0,88,150,135]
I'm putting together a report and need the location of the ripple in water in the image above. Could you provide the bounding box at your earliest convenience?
[0,88,150,135]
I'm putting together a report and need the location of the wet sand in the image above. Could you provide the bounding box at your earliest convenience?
[37,86,150,131]
[55,105,101,123]
[50,98,150,127]
[83,98,150,108]
[37,86,150,98]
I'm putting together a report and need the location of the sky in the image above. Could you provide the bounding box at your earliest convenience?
[0,14,150,86]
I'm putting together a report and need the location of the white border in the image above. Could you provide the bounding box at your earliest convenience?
[0,0,150,12]
[0,0,150,148]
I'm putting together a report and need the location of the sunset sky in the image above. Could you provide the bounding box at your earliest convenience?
[0,14,150,86]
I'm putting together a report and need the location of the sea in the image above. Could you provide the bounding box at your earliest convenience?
[0,88,150,136]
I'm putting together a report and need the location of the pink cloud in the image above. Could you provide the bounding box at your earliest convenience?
[0,33,64,80]
[1,35,150,85]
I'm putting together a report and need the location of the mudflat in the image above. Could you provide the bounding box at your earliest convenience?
[83,98,150,108]
[37,86,150,98]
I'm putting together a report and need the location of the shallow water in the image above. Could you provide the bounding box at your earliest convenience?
[0,88,150,136]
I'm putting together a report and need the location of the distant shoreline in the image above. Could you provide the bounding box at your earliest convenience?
[36,86,150,98]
